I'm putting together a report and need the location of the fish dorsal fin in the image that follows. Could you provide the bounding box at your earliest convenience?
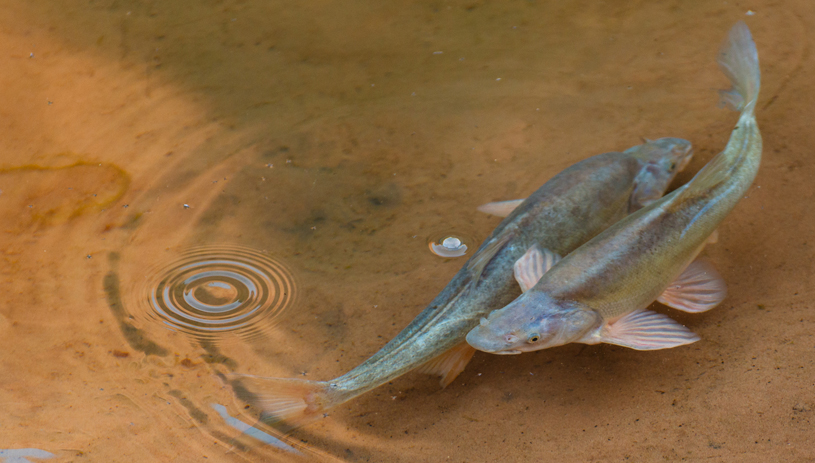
[476,199,525,217]
[513,245,561,292]
[669,151,733,209]
[416,342,477,388]
[657,260,727,313]
[599,309,700,350]
[466,233,512,280]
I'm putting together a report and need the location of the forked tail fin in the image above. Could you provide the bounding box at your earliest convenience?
[717,21,760,116]
[674,21,761,201]
[231,375,335,431]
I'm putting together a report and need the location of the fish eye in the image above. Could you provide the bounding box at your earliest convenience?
[527,333,540,343]
[669,162,677,171]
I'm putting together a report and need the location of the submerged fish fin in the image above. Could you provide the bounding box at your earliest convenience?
[671,151,731,205]
[416,342,477,388]
[717,21,760,115]
[477,199,525,217]
[599,309,700,350]
[229,375,332,431]
[513,245,561,292]
[672,22,761,207]
[657,260,727,313]
[467,232,512,280]
[707,229,719,244]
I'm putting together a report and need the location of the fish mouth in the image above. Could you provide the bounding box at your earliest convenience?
[466,324,523,354]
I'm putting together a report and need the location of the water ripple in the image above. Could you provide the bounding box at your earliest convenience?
[143,246,297,341]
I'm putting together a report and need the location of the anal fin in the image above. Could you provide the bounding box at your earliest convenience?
[598,309,700,350]
[416,342,477,388]
[513,245,561,292]
[477,199,525,217]
[657,260,727,313]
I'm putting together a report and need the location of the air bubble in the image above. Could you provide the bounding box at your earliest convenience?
[428,235,469,257]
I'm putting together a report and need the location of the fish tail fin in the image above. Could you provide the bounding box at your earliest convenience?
[717,21,760,117]
[673,22,761,203]
[232,375,335,430]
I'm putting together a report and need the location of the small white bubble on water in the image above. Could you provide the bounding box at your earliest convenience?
[429,236,468,257]
[442,237,462,249]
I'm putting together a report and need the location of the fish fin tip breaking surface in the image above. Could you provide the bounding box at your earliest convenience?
[657,260,727,313]
[601,309,700,350]
[416,342,477,388]
[476,199,525,217]
[513,245,561,292]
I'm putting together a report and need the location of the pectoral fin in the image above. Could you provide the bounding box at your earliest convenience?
[416,342,477,388]
[657,260,727,313]
[513,245,561,292]
[598,309,700,350]
[477,199,525,217]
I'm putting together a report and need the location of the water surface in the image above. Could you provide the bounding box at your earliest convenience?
[1,1,814,462]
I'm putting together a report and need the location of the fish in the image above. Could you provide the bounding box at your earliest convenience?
[466,21,760,355]
[237,141,694,429]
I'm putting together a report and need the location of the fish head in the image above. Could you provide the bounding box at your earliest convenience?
[625,137,694,210]
[466,292,598,354]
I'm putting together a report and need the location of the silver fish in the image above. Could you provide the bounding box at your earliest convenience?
[467,21,760,355]
[238,139,693,428]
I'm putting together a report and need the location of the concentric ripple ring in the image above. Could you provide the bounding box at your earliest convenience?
[146,246,297,340]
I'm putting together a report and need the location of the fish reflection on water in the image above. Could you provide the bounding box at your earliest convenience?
[141,246,297,341]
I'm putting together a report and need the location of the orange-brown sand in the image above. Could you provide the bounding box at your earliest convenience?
[0,1,813,461]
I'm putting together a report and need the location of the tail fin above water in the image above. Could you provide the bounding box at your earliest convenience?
[231,375,334,431]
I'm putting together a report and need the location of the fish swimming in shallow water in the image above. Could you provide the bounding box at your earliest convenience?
[467,22,760,355]
[237,143,693,429]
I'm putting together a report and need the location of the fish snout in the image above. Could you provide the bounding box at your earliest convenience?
[466,324,516,353]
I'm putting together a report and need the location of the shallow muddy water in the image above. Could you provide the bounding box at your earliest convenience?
[1,1,814,462]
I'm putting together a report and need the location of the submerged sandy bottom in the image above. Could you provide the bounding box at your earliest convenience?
[1,1,813,461]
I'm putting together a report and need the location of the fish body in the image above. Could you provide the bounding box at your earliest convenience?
[240,141,693,427]
[467,22,761,355]
[319,139,690,384]
[241,136,692,427]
